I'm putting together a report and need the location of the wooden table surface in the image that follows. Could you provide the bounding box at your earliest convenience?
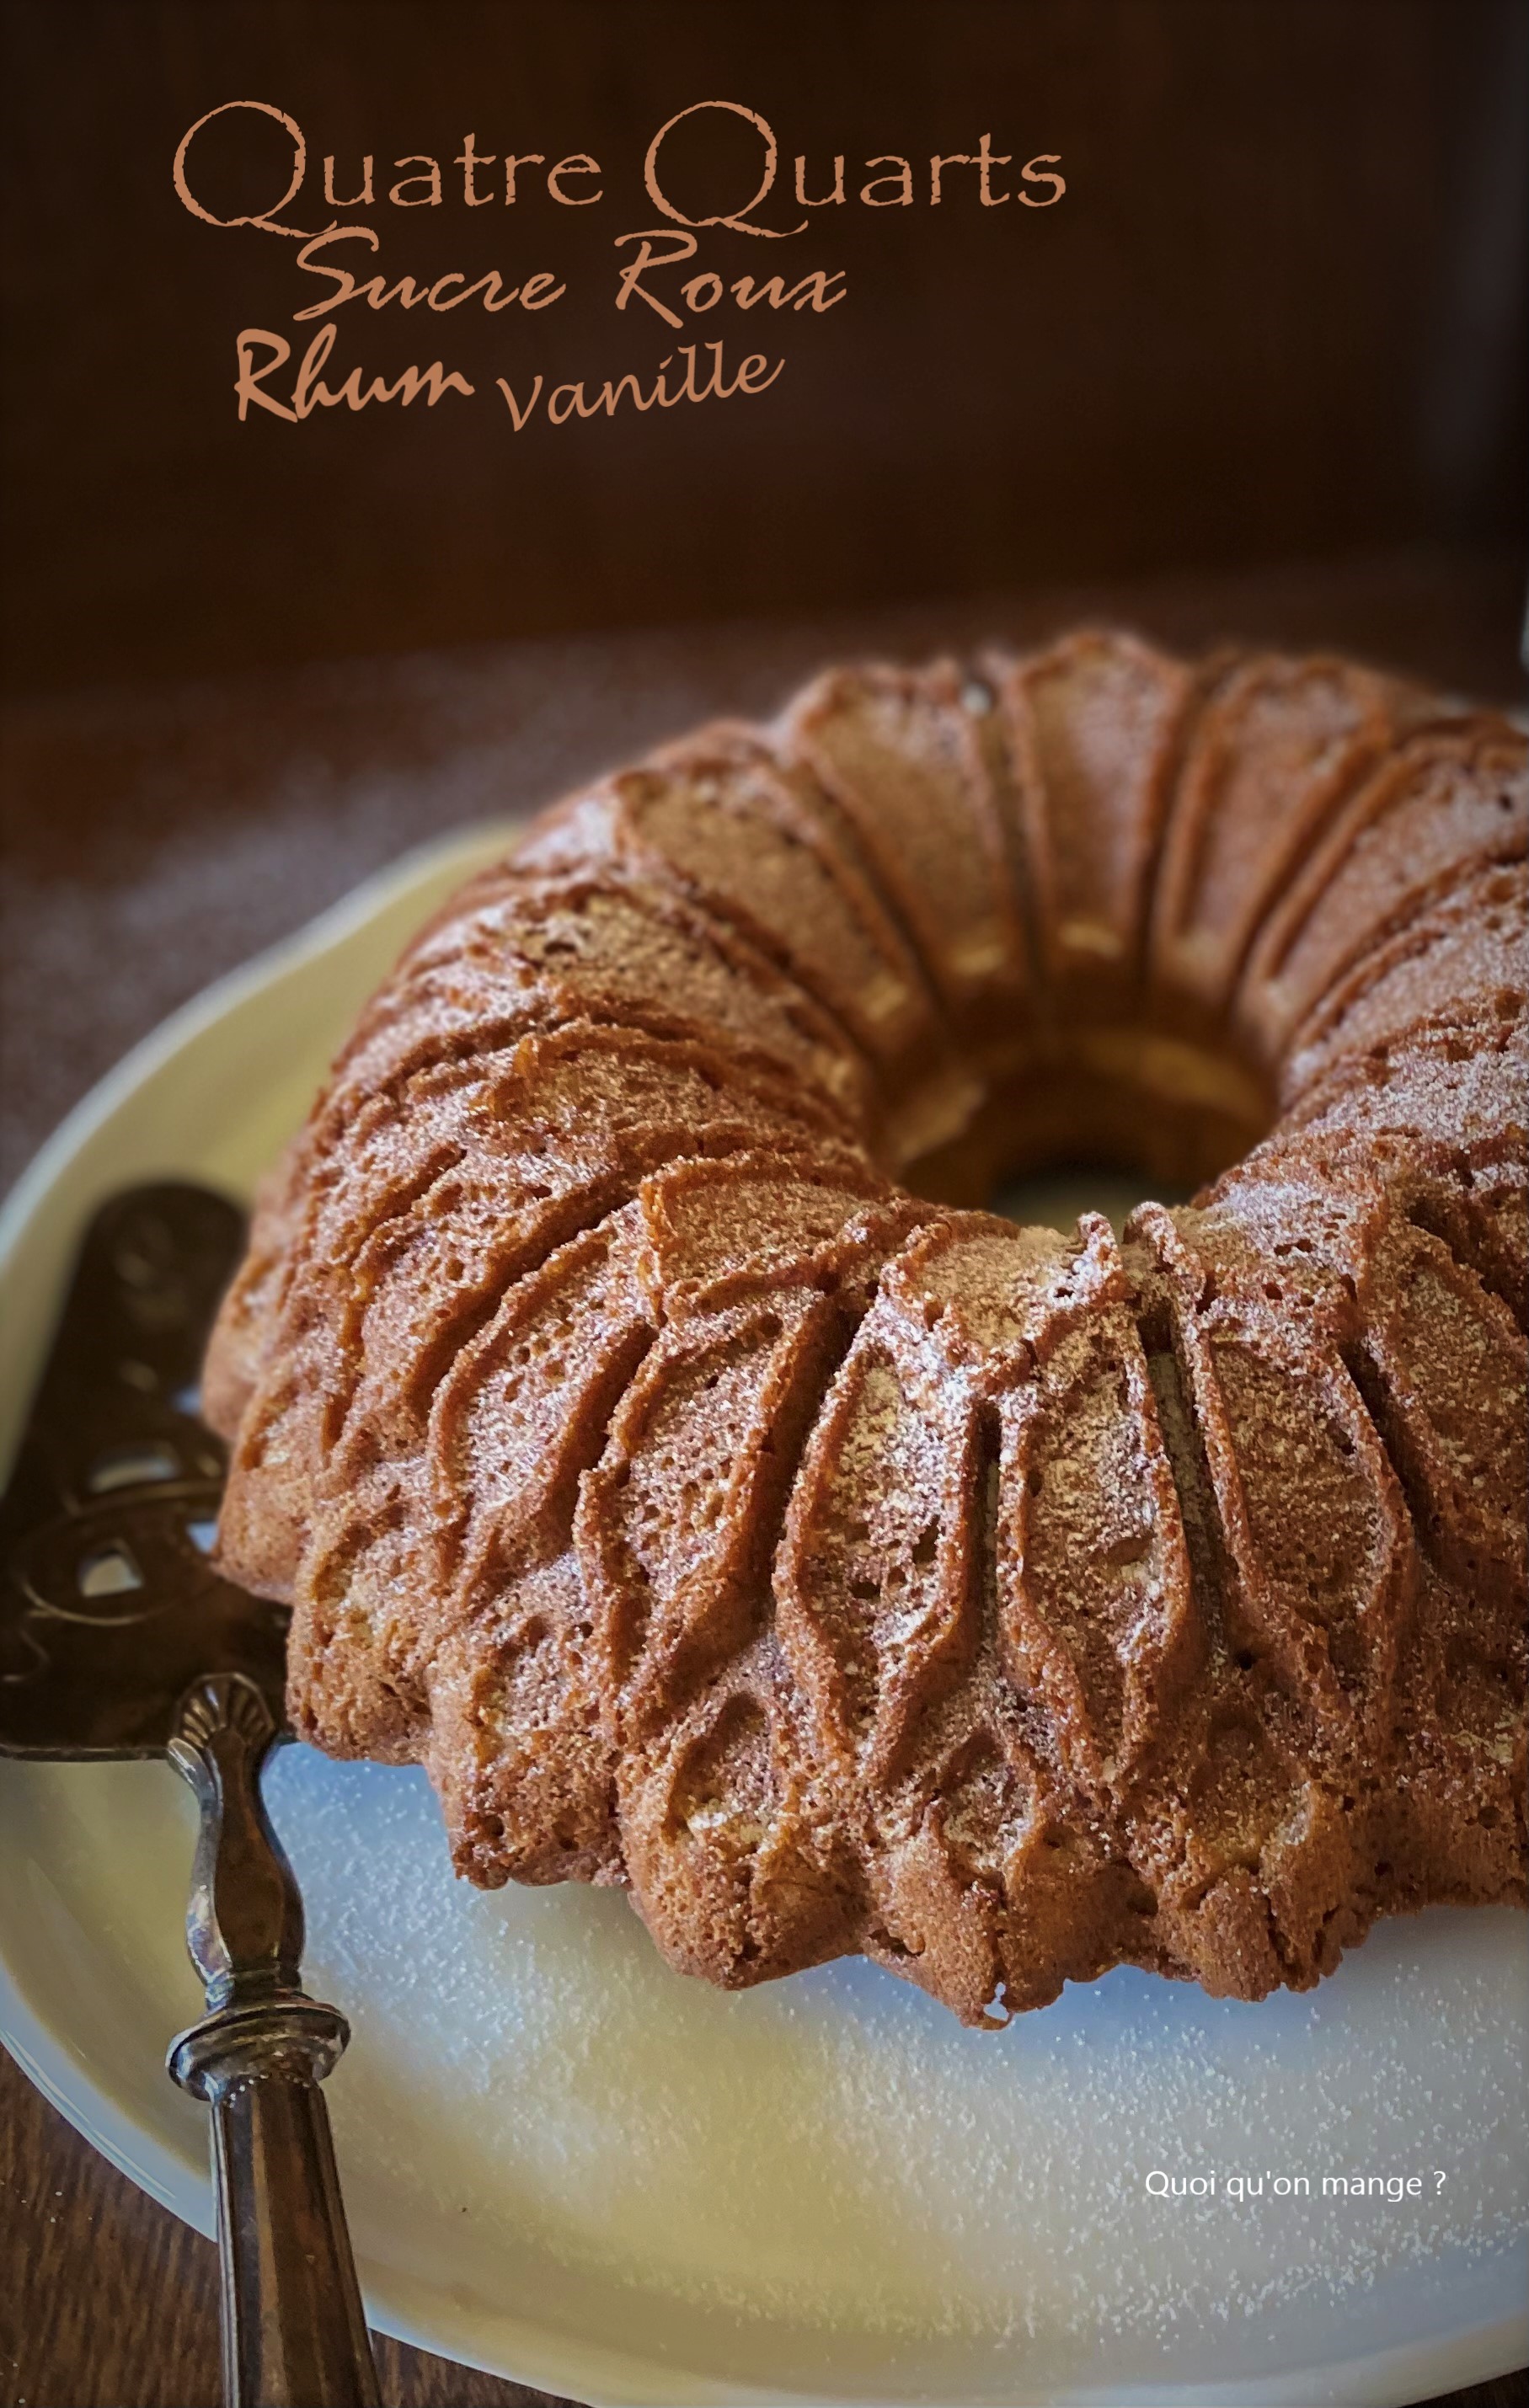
[2,547,1525,2407]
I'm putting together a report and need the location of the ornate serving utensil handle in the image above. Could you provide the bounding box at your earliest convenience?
[166,1673,381,2408]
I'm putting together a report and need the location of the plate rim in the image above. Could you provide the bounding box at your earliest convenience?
[1,831,1525,2408]
[0,820,516,1290]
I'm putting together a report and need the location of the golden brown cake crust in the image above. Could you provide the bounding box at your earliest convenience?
[205,633,1527,2026]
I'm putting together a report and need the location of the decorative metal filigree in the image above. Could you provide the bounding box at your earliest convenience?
[0,1184,287,1754]
[1,1183,377,2403]
[172,1669,279,1759]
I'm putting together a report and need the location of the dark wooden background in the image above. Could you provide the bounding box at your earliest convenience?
[3,3,1526,2404]
[3,0,1526,696]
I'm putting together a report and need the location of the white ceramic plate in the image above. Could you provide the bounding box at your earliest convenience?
[1,827,1525,2408]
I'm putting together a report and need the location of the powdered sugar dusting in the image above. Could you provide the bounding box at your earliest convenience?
[265,1744,1527,2399]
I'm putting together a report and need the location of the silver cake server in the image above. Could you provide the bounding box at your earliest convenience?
[0,1182,379,2408]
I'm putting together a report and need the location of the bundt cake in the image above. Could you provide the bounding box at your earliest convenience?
[203,629,1528,2026]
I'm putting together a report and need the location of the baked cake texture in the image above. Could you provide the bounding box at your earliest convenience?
[204,631,1527,2026]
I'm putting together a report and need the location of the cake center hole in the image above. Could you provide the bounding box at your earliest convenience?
[992,1162,1194,1237]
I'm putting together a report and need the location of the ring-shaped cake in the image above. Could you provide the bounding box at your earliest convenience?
[205,630,1527,2024]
